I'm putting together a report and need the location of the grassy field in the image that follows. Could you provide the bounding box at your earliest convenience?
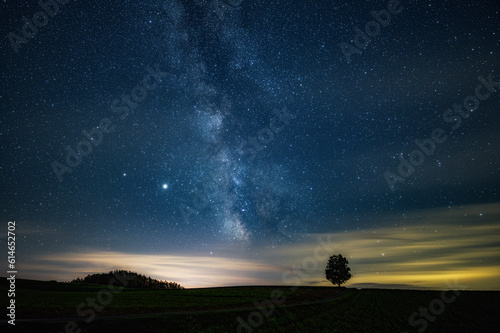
[1,278,499,332]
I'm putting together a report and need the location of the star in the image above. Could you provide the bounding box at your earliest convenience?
[162,184,168,190]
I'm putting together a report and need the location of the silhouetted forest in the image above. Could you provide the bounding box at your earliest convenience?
[71,270,184,290]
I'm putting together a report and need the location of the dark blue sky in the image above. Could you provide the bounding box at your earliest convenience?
[1,0,499,288]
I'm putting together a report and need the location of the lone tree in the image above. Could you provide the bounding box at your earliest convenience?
[325,254,352,287]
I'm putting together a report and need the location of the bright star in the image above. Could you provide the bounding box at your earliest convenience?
[162,184,168,189]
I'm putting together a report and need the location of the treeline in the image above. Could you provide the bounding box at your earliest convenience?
[71,270,184,290]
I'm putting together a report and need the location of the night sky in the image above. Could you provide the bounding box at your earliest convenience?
[1,0,499,289]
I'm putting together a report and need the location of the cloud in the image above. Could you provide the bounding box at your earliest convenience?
[17,202,500,290]
[262,202,500,290]
[23,252,283,288]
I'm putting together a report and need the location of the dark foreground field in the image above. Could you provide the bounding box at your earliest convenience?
[1,279,499,332]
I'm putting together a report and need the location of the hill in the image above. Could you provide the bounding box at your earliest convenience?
[71,269,184,290]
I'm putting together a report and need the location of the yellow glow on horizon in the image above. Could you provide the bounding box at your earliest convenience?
[20,202,500,290]
[26,252,283,288]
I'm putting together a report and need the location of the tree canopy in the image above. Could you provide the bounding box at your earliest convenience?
[325,254,352,287]
[71,270,184,290]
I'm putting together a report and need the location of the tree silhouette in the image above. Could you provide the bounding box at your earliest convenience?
[70,270,184,289]
[325,254,352,287]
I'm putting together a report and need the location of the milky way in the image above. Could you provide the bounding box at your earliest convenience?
[155,0,312,244]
